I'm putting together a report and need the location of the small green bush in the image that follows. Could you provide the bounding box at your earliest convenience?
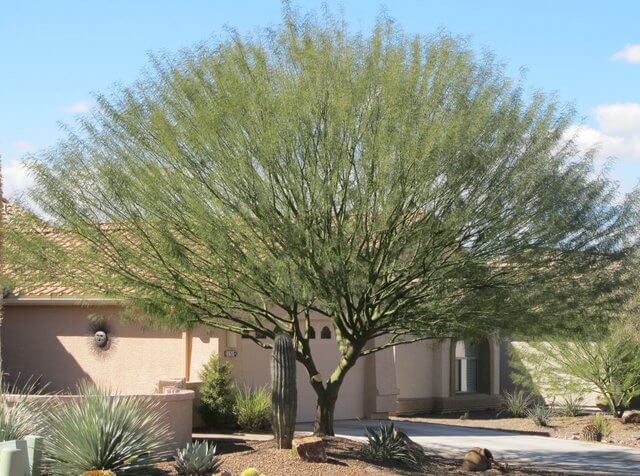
[358,423,423,470]
[499,390,533,418]
[44,382,172,475]
[199,354,236,428]
[175,441,220,475]
[527,401,554,427]
[593,414,612,439]
[557,395,584,417]
[233,385,271,432]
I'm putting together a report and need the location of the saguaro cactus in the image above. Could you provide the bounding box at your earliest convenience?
[271,333,297,449]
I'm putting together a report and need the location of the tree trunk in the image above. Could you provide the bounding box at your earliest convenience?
[313,385,339,436]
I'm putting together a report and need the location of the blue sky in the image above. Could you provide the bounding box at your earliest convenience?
[2,0,640,197]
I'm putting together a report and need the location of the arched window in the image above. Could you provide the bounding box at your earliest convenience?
[308,326,316,339]
[320,326,332,339]
[455,340,478,393]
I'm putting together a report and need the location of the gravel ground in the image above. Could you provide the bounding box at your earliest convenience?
[392,411,640,447]
[153,436,566,475]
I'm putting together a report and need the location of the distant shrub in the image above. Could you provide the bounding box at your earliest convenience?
[199,354,236,428]
[233,385,271,432]
[499,390,533,418]
[527,402,554,427]
[593,414,612,439]
[175,441,220,475]
[557,395,584,417]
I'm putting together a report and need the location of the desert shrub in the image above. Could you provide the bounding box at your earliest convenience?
[499,390,533,418]
[233,385,271,432]
[557,395,584,417]
[0,379,49,441]
[199,354,236,428]
[45,382,172,475]
[526,402,554,427]
[175,441,220,475]
[358,423,423,470]
[510,316,640,418]
[593,414,612,439]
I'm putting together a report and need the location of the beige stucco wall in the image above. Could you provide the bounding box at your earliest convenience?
[2,303,217,394]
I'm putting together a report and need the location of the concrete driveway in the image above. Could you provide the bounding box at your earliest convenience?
[298,419,640,474]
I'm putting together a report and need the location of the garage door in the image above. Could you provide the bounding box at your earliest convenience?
[230,321,366,422]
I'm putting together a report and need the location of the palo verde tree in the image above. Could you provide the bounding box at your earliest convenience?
[4,10,639,434]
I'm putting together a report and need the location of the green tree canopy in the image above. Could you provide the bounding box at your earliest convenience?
[4,9,638,433]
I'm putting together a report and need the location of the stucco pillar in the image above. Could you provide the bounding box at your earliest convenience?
[364,336,399,418]
[490,336,501,396]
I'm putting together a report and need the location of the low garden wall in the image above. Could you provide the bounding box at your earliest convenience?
[5,389,195,452]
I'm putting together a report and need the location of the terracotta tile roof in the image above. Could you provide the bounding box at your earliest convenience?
[2,200,94,299]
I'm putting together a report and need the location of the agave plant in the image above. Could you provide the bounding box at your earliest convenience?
[526,401,554,427]
[358,423,422,470]
[499,390,534,418]
[0,378,49,441]
[174,441,220,475]
[45,382,173,475]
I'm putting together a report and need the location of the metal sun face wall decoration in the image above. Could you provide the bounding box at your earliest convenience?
[88,317,113,353]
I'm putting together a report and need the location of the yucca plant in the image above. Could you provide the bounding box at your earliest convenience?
[44,382,173,475]
[174,441,220,475]
[233,385,271,432]
[0,379,49,441]
[557,395,584,417]
[358,423,422,470]
[499,390,533,418]
[527,402,554,427]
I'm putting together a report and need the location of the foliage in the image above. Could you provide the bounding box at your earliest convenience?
[0,379,48,441]
[199,355,235,428]
[233,385,271,432]
[44,382,172,475]
[557,395,584,417]
[6,6,638,435]
[510,315,640,418]
[593,414,612,439]
[174,441,220,475]
[526,402,554,427]
[358,423,423,470]
[499,390,534,418]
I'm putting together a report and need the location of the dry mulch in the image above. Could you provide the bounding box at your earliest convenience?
[393,411,640,448]
[154,436,564,475]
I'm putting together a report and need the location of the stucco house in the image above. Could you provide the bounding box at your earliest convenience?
[1,201,502,424]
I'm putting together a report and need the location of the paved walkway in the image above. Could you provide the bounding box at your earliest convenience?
[298,419,640,475]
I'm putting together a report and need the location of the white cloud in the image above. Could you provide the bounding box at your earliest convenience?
[611,44,640,64]
[593,103,640,135]
[12,141,38,154]
[567,103,640,163]
[64,100,91,114]
[2,160,34,199]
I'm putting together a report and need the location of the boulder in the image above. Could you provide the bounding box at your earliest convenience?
[461,447,493,472]
[292,436,327,463]
[622,412,640,424]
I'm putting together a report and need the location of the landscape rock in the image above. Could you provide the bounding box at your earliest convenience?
[292,436,327,463]
[461,447,493,471]
[622,412,640,424]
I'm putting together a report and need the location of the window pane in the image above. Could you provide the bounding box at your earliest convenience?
[466,358,477,392]
[456,359,462,392]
